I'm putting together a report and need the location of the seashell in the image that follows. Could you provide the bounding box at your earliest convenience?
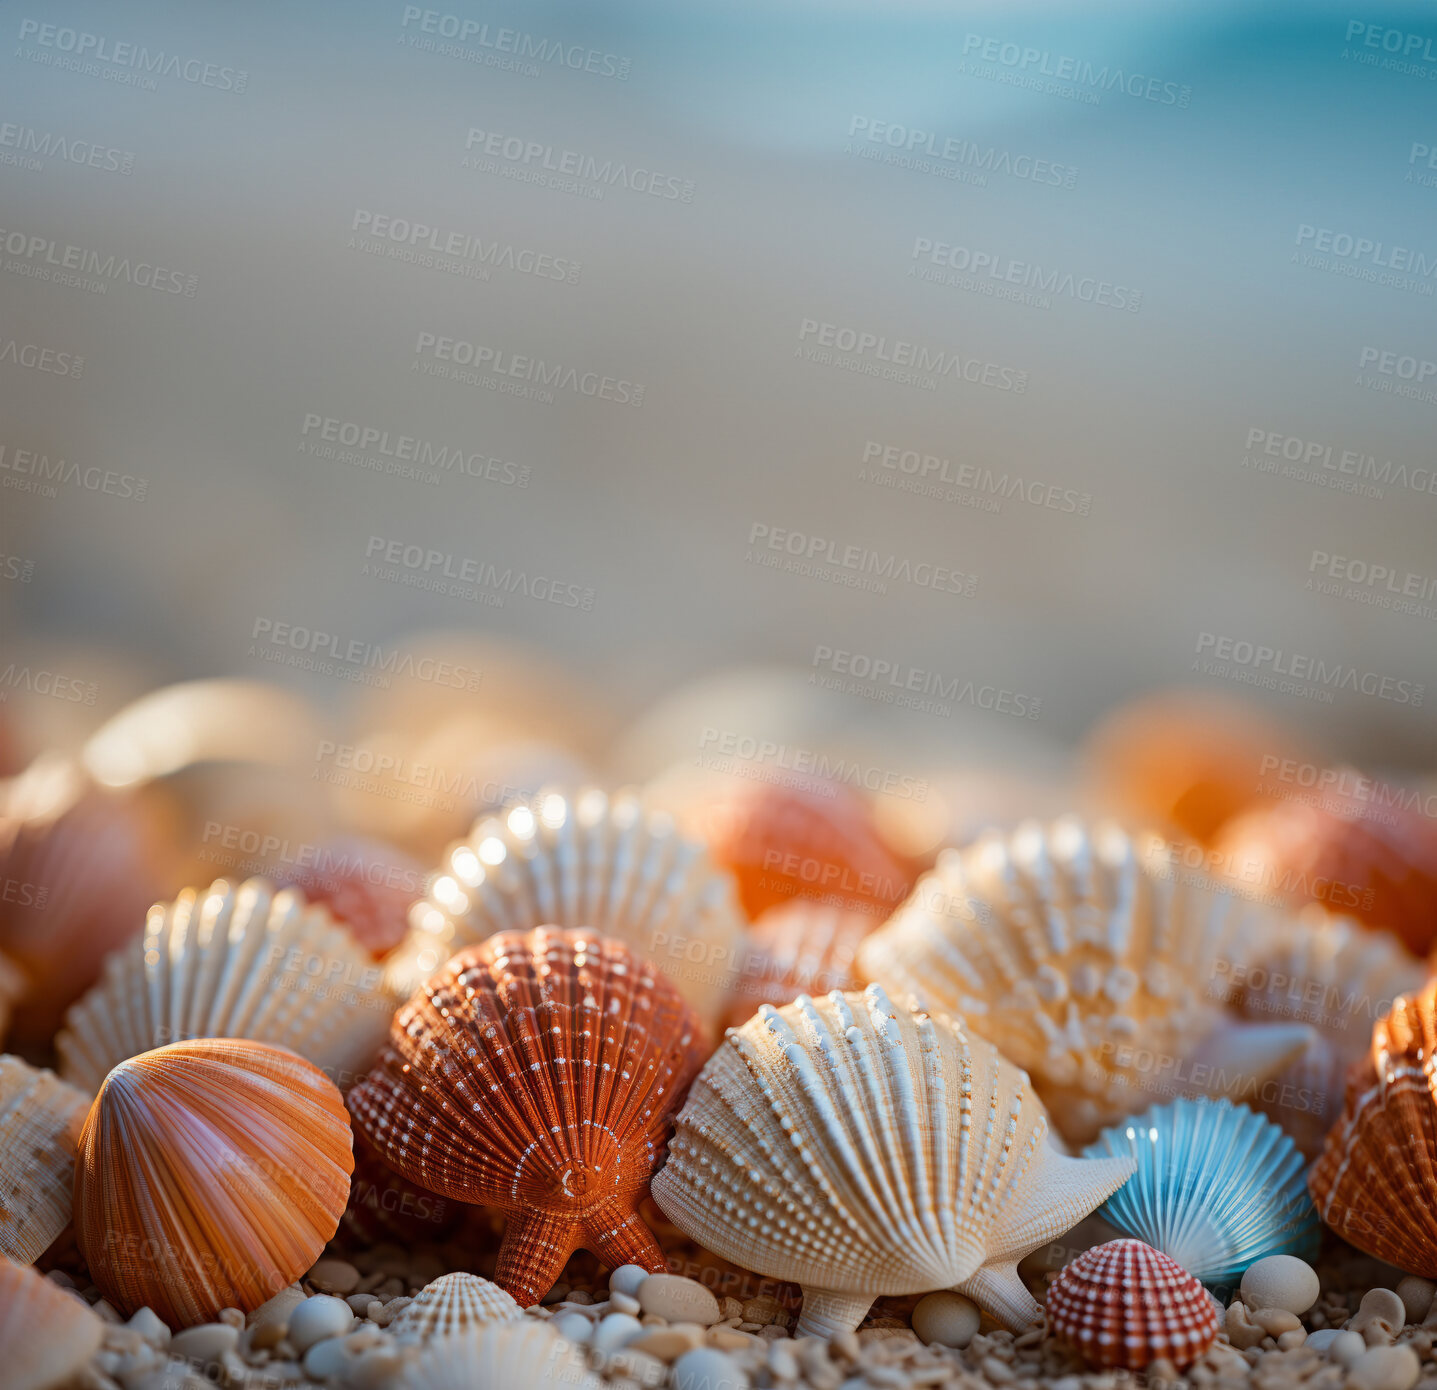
[651,984,1137,1336]
[74,1037,354,1327]
[1081,689,1307,846]
[1084,1097,1319,1285]
[0,1255,106,1390]
[385,788,744,1033]
[0,952,27,1043]
[389,1273,521,1342]
[1046,1239,1219,1370]
[350,927,707,1310]
[57,877,397,1093]
[723,899,876,1030]
[1310,977,1437,1274]
[403,1320,603,1390]
[856,816,1311,1143]
[342,1130,464,1245]
[0,754,174,1041]
[275,834,427,957]
[1228,909,1424,1155]
[0,1055,89,1263]
[1215,781,1437,953]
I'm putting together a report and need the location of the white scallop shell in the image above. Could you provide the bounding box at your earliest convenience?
[0,1256,105,1390]
[57,878,397,1093]
[857,817,1302,1143]
[651,985,1136,1336]
[403,1320,603,1390]
[0,1056,88,1263]
[385,787,744,1032]
[389,1273,522,1343]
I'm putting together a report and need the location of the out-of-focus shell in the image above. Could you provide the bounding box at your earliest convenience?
[389,1273,521,1342]
[1215,781,1437,953]
[1046,1239,1219,1371]
[274,835,427,957]
[74,1038,354,1327]
[1085,1098,1318,1285]
[385,789,744,1034]
[1310,978,1437,1274]
[856,817,1308,1143]
[57,878,397,1093]
[0,1257,106,1390]
[350,928,706,1310]
[0,1056,88,1263]
[343,1131,463,1245]
[0,754,174,1041]
[0,953,26,1043]
[723,899,876,1030]
[403,1320,603,1390]
[1227,909,1424,1155]
[651,985,1136,1336]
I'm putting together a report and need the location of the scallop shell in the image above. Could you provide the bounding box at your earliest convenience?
[385,788,744,1033]
[1228,909,1424,1155]
[1084,1098,1318,1285]
[0,754,173,1041]
[403,1320,603,1390]
[856,817,1309,1143]
[0,1056,89,1263]
[1309,977,1437,1274]
[651,984,1137,1336]
[0,1256,106,1390]
[350,927,706,1310]
[389,1273,521,1343]
[74,1037,354,1327]
[1046,1239,1219,1370]
[276,834,427,957]
[57,877,397,1093]
[724,899,876,1030]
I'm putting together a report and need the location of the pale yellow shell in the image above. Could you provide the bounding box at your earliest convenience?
[57,878,397,1093]
[652,985,1136,1336]
[389,1273,522,1343]
[0,1056,88,1263]
[856,817,1290,1143]
[385,788,744,1032]
[0,1257,105,1390]
[403,1320,603,1390]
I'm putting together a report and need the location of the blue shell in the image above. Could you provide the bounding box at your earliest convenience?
[1083,1097,1319,1286]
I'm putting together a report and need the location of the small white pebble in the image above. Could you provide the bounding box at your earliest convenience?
[609,1265,650,1300]
[169,1323,239,1365]
[1352,1288,1409,1344]
[287,1295,354,1353]
[673,1346,749,1390]
[301,1335,355,1381]
[911,1292,981,1349]
[591,1313,644,1352]
[1348,1345,1421,1390]
[550,1312,594,1345]
[639,1275,721,1327]
[610,1291,641,1317]
[307,1259,361,1296]
[1240,1255,1320,1316]
[126,1308,170,1349]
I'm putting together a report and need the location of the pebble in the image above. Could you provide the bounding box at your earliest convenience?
[125,1309,170,1349]
[741,1296,783,1326]
[301,1335,355,1381]
[567,1289,595,1306]
[168,1324,239,1367]
[911,1291,982,1349]
[348,1345,408,1390]
[248,1321,286,1352]
[768,1340,799,1380]
[609,1266,650,1300]
[248,1285,306,1331]
[673,1346,749,1390]
[610,1291,642,1317]
[308,1259,361,1296]
[1327,1331,1368,1368]
[551,1312,594,1345]
[1253,1308,1303,1336]
[606,1348,668,1388]
[346,1294,375,1316]
[710,1330,758,1351]
[1348,1345,1421,1390]
[1352,1289,1409,1344]
[639,1274,722,1327]
[1241,1256,1321,1316]
[592,1313,644,1352]
[1398,1277,1437,1325]
[630,1326,706,1362]
[541,1282,570,1306]
[287,1295,355,1353]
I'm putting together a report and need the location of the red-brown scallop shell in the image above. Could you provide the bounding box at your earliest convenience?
[1046,1239,1219,1370]
[1309,978,1437,1272]
[347,927,706,1308]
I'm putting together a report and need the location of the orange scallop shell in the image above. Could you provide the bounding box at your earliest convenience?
[74,1038,354,1327]
[1309,978,1437,1273]
[1216,784,1437,954]
[1046,1239,1219,1370]
[348,927,706,1309]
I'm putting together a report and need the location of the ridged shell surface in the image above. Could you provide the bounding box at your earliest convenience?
[74,1038,354,1327]
[651,984,1136,1337]
[387,788,744,1032]
[1085,1098,1318,1284]
[856,817,1276,1143]
[350,927,707,1310]
[0,1055,88,1262]
[0,1256,106,1390]
[389,1273,522,1343]
[403,1320,603,1390]
[1310,977,1437,1274]
[1046,1239,1219,1370]
[57,878,397,1092]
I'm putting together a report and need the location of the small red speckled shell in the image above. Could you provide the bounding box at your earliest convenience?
[1047,1240,1219,1371]
[348,927,707,1309]
[1309,978,1437,1273]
